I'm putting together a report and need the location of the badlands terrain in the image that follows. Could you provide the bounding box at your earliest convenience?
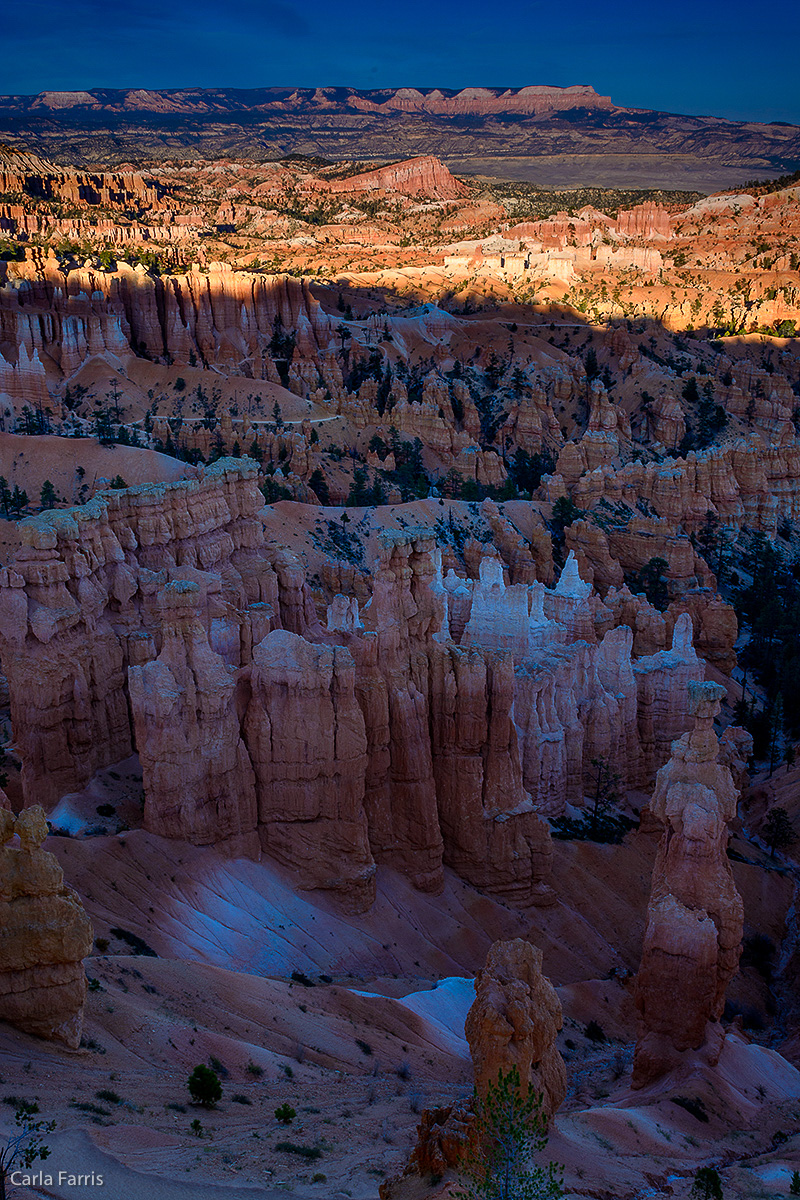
[0,91,800,1200]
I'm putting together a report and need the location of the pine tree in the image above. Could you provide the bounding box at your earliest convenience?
[40,479,57,509]
[454,1066,563,1200]
[10,485,27,517]
[589,757,622,837]
[690,1166,723,1200]
[762,807,796,858]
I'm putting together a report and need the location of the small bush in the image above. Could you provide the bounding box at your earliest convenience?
[551,813,635,844]
[691,1166,723,1199]
[356,1038,373,1056]
[70,1101,110,1116]
[190,1118,204,1137]
[208,1055,228,1078]
[96,804,116,817]
[166,1103,186,1113]
[94,937,110,953]
[585,1021,606,1043]
[671,1095,709,1123]
[188,1064,222,1108]
[275,1142,322,1160]
[109,927,158,957]
[87,978,102,992]
[275,1104,296,1125]
[291,970,315,987]
[789,1169,800,1195]
[245,1061,264,1078]
[282,1065,294,1079]
[312,1174,327,1184]
[231,1094,252,1105]
[95,1090,121,1105]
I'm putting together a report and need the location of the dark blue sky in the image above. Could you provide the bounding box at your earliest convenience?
[5,0,799,125]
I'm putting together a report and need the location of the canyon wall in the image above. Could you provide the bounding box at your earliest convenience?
[0,462,716,911]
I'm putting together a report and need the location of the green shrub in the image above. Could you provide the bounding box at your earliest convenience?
[671,1096,709,1123]
[275,1142,322,1160]
[691,1167,723,1199]
[274,1104,296,1125]
[187,1065,222,1109]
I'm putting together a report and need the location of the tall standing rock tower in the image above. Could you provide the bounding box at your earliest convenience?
[633,681,747,1086]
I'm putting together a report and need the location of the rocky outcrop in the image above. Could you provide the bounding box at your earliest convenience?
[129,579,259,856]
[632,681,748,1087]
[393,1103,474,1185]
[0,144,163,210]
[429,643,554,905]
[325,156,468,201]
[354,537,446,893]
[465,938,566,1116]
[633,613,705,783]
[245,629,376,911]
[381,937,565,1199]
[0,801,93,1048]
[0,458,280,810]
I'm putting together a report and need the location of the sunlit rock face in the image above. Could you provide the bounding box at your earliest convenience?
[632,681,751,1087]
[0,801,94,1048]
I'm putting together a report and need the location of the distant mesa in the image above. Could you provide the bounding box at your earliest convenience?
[11,84,615,117]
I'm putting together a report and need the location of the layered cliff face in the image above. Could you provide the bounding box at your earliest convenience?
[351,537,446,893]
[129,578,259,856]
[633,681,749,1087]
[464,938,566,1117]
[0,801,94,1048]
[324,156,469,201]
[0,144,163,210]
[0,456,719,911]
[429,642,554,905]
[0,458,281,810]
[245,629,376,911]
